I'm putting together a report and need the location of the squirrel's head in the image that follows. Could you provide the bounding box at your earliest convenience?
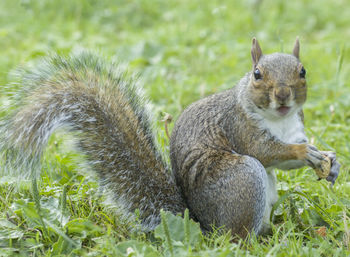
[248,37,306,119]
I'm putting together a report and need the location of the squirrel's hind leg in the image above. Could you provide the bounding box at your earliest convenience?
[187,153,267,238]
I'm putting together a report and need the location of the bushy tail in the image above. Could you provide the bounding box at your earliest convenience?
[0,51,186,230]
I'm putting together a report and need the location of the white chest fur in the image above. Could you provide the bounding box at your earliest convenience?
[254,110,308,170]
[261,112,307,144]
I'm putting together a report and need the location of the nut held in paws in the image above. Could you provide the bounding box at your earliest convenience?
[315,156,331,179]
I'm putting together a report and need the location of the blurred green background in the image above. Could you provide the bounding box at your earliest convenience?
[1,0,349,156]
[1,0,349,112]
[0,0,349,255]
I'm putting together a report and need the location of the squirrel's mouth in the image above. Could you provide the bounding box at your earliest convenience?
[276,106,291,116]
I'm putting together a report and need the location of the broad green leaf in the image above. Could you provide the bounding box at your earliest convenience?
[65,218,103,238]
[154,210,202,249]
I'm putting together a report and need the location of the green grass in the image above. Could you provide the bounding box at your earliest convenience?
[0,0,349,256]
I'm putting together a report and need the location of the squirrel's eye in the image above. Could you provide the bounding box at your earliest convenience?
[254,68,262,80]
[300,67,306,78]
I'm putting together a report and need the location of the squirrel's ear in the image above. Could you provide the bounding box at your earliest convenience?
[251,37,263,67]
[293,37,300,59]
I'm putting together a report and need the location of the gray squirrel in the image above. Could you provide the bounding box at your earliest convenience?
[0,38,340,237]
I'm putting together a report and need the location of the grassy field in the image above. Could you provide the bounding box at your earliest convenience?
[0,0,349,256]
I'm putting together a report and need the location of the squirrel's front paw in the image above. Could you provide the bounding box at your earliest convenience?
[320,151,341,185]
[304,144,326,169]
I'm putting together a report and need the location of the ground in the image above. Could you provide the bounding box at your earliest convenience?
[0,0,349,256]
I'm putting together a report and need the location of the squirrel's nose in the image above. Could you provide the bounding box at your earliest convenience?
[274,86,291,103]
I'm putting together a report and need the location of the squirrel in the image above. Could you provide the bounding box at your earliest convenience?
[0,38,340,238]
